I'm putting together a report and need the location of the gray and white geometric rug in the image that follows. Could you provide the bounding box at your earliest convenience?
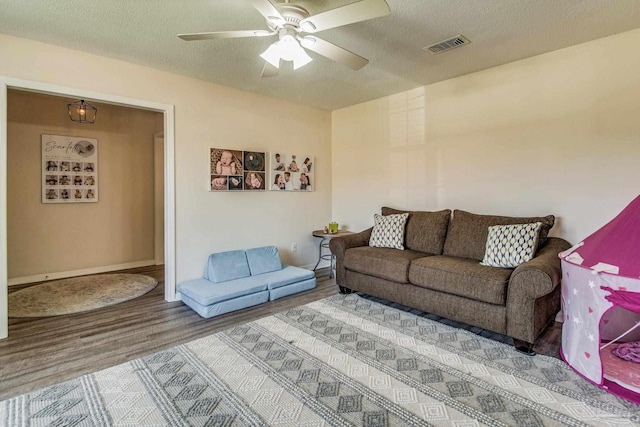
[2,294,639,426]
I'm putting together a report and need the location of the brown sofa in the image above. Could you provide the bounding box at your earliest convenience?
[329,207,571,354]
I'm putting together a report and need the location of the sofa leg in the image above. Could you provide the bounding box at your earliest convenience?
[339,286,353,294]
[513,339,536,356]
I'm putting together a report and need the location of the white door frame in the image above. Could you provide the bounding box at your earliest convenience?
[0,77,177,340]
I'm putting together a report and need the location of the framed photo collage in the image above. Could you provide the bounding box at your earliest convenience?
[210,148,313,192]
[42,134,98,203]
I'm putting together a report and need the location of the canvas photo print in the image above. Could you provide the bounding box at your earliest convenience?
[210,148,266,191]
[42,134,98,203]
[269,153,313,191]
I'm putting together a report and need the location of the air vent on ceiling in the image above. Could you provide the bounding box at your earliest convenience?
[423,35,471,54]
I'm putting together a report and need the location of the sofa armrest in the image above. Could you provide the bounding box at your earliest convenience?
[329,227,372,286]
[506,237,571,343]
[329,228,372,259]
[509,237,571,298]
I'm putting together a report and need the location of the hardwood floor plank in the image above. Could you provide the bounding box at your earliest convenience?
[0,265,561,401]
[0,266,339,400]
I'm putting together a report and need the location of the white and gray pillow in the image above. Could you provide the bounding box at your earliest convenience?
[369,213,409,250]
[481,222,542,268]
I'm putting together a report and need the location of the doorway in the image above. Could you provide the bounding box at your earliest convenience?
[0,77,177,339]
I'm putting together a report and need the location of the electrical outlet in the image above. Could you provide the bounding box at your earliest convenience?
[291,243,298,252]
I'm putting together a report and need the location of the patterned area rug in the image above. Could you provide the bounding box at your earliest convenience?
[2,293,639,426]
[8,274,158,317]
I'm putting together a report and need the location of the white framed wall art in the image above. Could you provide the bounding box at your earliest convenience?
[42,134,98,203]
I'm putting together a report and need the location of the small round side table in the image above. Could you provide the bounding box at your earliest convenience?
[312,229,353,278]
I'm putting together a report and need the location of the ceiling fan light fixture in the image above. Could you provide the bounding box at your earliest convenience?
[260,35,313,70]
[292,48,313,70]
[278,35,298,61]
[282,35,313,70]
[180,0,392,75]
[260,43,282,68]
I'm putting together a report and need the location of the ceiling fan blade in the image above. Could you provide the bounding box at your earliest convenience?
[178,30,274,41]
[299,0,390,33]
[245,0,284,22]
[261,62,279,78]
[300,37,369,70]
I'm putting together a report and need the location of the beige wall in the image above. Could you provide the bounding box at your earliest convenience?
[332,28,640,245]
[7,90,160,279]
[0,33,332,285]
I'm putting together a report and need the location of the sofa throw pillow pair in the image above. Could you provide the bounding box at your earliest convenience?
[481,222,542,268]
[369,213,409,250]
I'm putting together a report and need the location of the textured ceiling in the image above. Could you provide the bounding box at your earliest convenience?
[1,0,640,110]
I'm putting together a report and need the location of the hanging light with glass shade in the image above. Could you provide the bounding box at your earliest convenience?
[68,99,98,124]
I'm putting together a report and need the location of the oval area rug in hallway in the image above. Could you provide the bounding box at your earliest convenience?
[8,274,158,317]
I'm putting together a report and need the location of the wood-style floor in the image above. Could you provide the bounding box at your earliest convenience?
[0,265,562,401]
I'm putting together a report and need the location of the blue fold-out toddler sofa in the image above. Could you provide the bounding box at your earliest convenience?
[177,245,316,318]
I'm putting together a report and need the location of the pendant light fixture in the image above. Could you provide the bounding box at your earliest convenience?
[68,99,98,124]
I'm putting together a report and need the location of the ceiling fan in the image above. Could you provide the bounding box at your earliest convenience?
[178,0,390,77]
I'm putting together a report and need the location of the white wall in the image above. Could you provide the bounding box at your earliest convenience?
[0,35,331,282]
[332,28,640,244]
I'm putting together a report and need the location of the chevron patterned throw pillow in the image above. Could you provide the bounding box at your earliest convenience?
[369,213,409,250]
[481,222,543,268]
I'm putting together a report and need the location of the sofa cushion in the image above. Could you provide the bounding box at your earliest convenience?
[246,245,282,276]
[259,264,315,290]
[177,277,267,306]
[382,207,451,255]
[369,213,409,250]
[409,256,513,305]
[481,222,542,268]
[268,278,317,301]
[180,291,269,319]
[345,246,429,283]
[443,210,555,261]
[205,250,250,283]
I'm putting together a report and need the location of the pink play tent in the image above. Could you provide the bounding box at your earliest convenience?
[560,195,640,404]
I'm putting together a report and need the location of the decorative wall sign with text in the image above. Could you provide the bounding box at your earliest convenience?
[42,135,98,203]
[210,148,266,191]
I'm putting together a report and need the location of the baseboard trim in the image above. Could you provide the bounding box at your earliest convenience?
[301,261,330,270]
[8,260,157,286]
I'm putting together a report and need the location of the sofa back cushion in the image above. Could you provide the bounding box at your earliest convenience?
[382,207,452,255]
[443,210,555,261]
[205,249,251,283]
[246,245,283,276]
